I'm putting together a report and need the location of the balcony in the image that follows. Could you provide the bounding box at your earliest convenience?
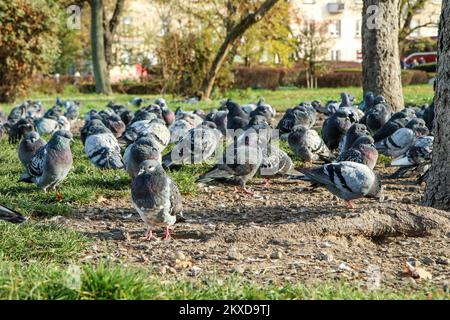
[327,3,345,14]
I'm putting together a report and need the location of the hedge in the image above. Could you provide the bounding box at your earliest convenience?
[411,63,437,73]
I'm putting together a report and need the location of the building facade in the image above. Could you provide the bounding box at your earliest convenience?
[292,0,441,62]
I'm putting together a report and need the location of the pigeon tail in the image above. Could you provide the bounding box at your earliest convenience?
[18,171,34,183]
[0,204,27,224]
[197,167,233,184]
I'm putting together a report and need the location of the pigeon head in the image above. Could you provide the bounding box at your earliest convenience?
[86,120,110,136]
[155,98,167,108]
[24,131,41,143]
[138,159,164,175]
[201,121,218,130]
[120,110,135,125]
[351,135,375,149]
[162,107,175,126]
[364,92,375,105]
[340,93,352,108]
[49,130,74,149]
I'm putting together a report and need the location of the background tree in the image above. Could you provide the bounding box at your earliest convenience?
[290,17,332,89]
[424,0,449,210]
[198,0,281,100]
[362,0,405,111]
[0,0,62,103]
[398,0,438,55]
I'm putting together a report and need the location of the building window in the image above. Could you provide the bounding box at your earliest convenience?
[330,20,341,37]
[410,19,421,37]
[331,50,341,61]
[355,20,361,37]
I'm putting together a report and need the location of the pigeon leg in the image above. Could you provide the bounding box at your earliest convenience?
[346,201,355,209]
[163,226,172,241]
[233,186,240,193]
[144,227,153,241]
[242,186,254,195]
[263,178,270,188]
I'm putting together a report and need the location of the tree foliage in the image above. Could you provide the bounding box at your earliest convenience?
[0,0,62,102]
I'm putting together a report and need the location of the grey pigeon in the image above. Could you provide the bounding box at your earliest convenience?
[300,161,383,209]
[322,109,354,150]
[338,123,370,155]
[337,136,378,170]
[0,204,27,224]
[257,144,301,185]
[389,136,433,179]
[19,130,73,192]
[288,125,334,162]
[363,103,392,134]
[277,104,316,137]
[124,136,162,178]
[35,116,59,135]
[169,119,194,144]
[8,118,34,144]
[163,123,221,169]
[197,143,263,194]
[375,127,418,158]
[18,131,46,168]
[372,112,411,142]
[84,121,124,169]
[120,118,170,151]
[359,91,375,112]
[131,160,183,241]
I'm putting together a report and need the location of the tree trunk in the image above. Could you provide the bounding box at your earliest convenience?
[362,0,404,111]
[90,0,112,95]
[103,0,125,69]
[199,0,280,100]
[423,1,450,210]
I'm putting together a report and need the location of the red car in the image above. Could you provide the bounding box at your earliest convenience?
[403,52,437,65]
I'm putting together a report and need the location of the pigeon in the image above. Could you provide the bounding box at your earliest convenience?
[372,113,410,142]
[277,105,316,138]
[363,103,392,134]
[120,109,135,126]
[19,130,74,192]
[169,119,194,144]
[124,136,162,178]
[337,136,378,170]
[18,131,46,168]
[130,97,148,107]
[405,118,429,136]
[288,125,334,163]
[57,116,71,132]
[421,102,435,131]
[338,123,370,155]
[131,160,183,241]
[162,123,221,169]
[389,136,434,179]
[0,124,5,141]
[8,118,35,144]
[120,118,170,151]
[35,116,59,136]
[375,127,419,158]
[359,91,375,113]
[131,109,158,124]
[7,103,27,124]
[257,144,301,185]
[322,109,354,151]
[104,114,126,138]
[84,120,124,169]
[299,161,383,209]
[63,100,80,122]
[0,204,27,224]
[197,143,263,193]
[224,99,249,124]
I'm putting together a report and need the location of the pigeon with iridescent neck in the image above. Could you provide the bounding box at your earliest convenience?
[131,160,183,241]
[19,130,73,192]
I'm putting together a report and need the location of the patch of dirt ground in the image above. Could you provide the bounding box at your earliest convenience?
[43,171,450,290]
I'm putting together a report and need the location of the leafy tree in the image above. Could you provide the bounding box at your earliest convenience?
[289,16,332,89]
[0,0,62,102]
[398,0,439,55]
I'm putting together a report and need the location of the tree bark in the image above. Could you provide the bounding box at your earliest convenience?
[199,0,280,100]
[90,0,112,95]
[362,0,404,111]
[103,0,126,69]
[423,0,450,210]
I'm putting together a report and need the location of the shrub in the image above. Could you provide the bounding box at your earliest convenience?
[0,0,63,102]
[232,67,285,90]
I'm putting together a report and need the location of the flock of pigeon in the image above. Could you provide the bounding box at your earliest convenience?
[0,92,435,240]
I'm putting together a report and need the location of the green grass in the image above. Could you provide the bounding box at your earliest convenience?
[0,84,434,114]
[0,260,447,300]
[0,86,441,300]
[0,221,88,263]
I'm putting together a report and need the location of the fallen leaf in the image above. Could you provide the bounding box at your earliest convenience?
[404,261,432,282]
